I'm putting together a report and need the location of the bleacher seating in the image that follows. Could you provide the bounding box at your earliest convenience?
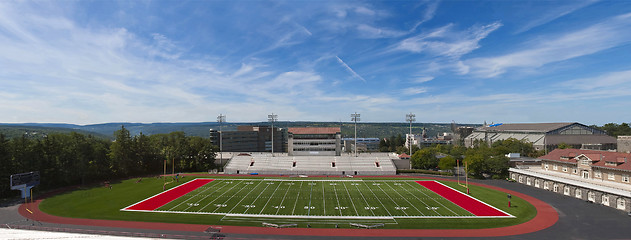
[223,152,397,175]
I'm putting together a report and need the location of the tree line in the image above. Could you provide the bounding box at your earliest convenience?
[409,138,541,179]
[0,126,216,198]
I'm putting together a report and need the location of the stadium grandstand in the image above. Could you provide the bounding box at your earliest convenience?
[223,152,397,175]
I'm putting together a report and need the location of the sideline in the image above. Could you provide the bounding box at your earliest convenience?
[18,176,558,237]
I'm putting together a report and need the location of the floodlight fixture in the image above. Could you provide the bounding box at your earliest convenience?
[406,113,416,164]
[351,112,360,157]
[216,114,225,171]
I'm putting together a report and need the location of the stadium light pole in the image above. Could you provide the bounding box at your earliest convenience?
[406,113,416,169]
[351,112,360,157]
[217,114,225,171]
[268,113,277,157]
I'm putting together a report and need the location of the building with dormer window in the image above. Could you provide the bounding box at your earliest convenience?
[510,148,631,212]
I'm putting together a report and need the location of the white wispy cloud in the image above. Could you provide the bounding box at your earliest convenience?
[413,76,434,83]
[402,87,428,95]
[410,0,440,32]
[515,0,599,34]
[560,69,631,91]
[466,13,631,78]
[335,56,367,83]
[356,24,407,39]
[396,21,503,58]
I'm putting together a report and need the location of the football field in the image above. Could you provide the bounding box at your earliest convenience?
[122,178,512,219]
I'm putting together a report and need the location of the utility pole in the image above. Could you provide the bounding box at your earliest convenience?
[217,114,225,171]
[406,113,415,169]
[351,112,360,157]
[268,113,277,157]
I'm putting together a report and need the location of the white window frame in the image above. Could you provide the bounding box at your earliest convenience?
[623,174,629,183]
[544,182,549,190]
[602,195,610,206]
[608,172,615,180]
[595,170,602,178]
[581,159,590,165]
[526,177,532,185]
[575,189,582,199]
[564,186,570,195]
[544,163,549,170]
[518,176,524,183]
[553,164,558,170]
[562,166,568,172]
[618,198,626,210]
[572,168,578,174]
[535,179,540,188]
[588,191,595,202]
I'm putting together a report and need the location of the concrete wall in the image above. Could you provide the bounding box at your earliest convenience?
[619,136,631,153]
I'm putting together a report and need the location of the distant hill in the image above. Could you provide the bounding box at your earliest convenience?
[0,122,480,140]
[0,125,111,140]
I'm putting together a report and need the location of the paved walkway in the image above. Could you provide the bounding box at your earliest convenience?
[15,176,558,238]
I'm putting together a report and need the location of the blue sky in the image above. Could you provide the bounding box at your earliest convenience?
[1,0,631,125]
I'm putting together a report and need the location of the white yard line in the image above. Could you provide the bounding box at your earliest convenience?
[332,184,343,216]
[291,181,303,215]
[257,180,284,214]
[383,182,425,216]
[274,181,294,215]
[240,180,272,214]
[307,181,314,216]
[197,180,244,212]
[322,181,326,216]
[374,182,408,216]
[221,180,265,214]
[404,181,460,216]
[176,181,229,211]
[397,182,441,215]
[353,183,376,216]
[362,182,393,216]
[342,182,359,216]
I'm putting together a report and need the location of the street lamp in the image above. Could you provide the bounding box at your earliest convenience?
[268,113,277,157]
[406,113,415,169]
[351,112,360,157]
[217,114,225,171]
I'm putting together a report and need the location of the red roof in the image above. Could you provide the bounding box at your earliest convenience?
[399,153,411,159]
[539,148,631,171]
[288,127,340,135]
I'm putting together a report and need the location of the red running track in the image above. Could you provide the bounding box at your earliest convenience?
[19,176,558,237]
[124,179,214,211]
[416,180,510,217]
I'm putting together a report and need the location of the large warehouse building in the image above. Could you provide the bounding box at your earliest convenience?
[465,122,616,151]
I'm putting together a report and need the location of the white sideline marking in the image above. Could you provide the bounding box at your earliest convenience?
[429,181,515,218]
[123,179,516,219]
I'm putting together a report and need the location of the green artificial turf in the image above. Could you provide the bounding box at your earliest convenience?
[39,175,536,229]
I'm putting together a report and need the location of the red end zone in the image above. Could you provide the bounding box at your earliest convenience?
[416,181,511,217]
[123,179,214,211]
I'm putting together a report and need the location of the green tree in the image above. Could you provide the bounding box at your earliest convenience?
[557,142,571,149]
[438,155,456,172]
[411,148,438,169]
[109,126,135,177]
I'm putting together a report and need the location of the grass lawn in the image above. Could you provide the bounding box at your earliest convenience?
[39,175,536,229]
